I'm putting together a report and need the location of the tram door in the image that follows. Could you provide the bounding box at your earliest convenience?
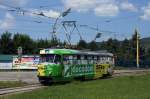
[63,55,72,77]
[94,56,103,78]
[95,64,103,78]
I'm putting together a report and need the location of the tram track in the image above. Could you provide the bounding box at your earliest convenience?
[0,84,45,96]
[113,69,150,77]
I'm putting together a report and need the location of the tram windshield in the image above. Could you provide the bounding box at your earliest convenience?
[40,54,61,64]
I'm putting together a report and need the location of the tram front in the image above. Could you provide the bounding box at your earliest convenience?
[37,54,62,84]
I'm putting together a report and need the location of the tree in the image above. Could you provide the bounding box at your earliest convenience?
[119,38,130,60]
[0,31,13,54]
[37,39,49,49]
[77,40,87,49]
[104,38,119,53]
[50,38,60,48]
[13,33,35,54]
[88,40,98,51]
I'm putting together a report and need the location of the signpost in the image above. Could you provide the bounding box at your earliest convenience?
[18,46,22,55]
[17,46,22,65]
[17,46,22,81]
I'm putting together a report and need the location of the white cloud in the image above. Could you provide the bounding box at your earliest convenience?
[94,3,119,16]
[62,0,97,12]
[62,0,119,16]
[120,1,138,12]
[0,0,28,7]
[12,0,28,6]
[140,3,150,20]
[62,0,140,17]
[0,4,7,9]
[0,0,27,30]
[0,13,15,30]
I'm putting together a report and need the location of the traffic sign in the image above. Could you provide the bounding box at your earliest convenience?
[17,46,22,55]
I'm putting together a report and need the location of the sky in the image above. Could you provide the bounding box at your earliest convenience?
[0,0,150,43]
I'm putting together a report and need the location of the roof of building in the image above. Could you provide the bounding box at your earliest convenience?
[0,55,14,61]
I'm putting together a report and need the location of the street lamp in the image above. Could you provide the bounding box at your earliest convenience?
[52,8,71,40]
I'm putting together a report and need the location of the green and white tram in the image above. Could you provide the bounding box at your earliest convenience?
[37,49,114,84]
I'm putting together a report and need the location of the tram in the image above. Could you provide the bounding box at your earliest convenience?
[37,49,114,84]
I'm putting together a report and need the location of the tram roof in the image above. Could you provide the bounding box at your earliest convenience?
[40,49,113,56]
[80,51,113,57]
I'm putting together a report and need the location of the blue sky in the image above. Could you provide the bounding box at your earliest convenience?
[0,0,150,43]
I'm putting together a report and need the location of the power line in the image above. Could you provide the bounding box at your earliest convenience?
[0,2,56,19]
[105,14,139,23]
[15,18,53,24]
[3,28,50,33]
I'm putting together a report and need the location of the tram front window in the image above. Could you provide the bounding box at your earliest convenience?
[40,54,61,64]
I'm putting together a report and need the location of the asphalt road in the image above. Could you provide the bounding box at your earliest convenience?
[0,71,39,84]
[0,69,150,84]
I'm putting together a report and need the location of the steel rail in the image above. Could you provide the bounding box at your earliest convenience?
[0,84,45,96]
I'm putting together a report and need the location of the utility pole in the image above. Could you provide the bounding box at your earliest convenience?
[135,29,140,68]
[62,20,83,46]
[52,8,71,41]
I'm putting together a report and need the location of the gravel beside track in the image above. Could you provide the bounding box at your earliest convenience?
[113,69,150,77]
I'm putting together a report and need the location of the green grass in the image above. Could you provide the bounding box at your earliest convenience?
[1,74,150,99]
[0,81,27,89]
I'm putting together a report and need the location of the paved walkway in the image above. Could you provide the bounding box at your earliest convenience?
[0,71,39,84]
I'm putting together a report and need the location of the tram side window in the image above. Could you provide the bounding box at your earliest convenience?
[97,56,100,64]
[63,55,68,65]
[54,55,61,64]
[102,57,106,64]
[81,55,88,64]
[107,57,111,63]
[105,57,108,64]
[77,55,81,65]
[72,55,78,65]
[93,56,97,64]
[63,55,73,65]
[106,57,108,63]
[105,57,109,64]
[69,55,74,65]
[88,55,94,64]
[108,57,113,64]
[99,56,104,64]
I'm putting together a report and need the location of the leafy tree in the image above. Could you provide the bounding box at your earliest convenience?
[50,38,60,48]
[77,39,87,49]
[102,38,119,54]
[13,33,35,54]
[0,31,13,54]
[37,39,49,49]
[88,40,98,51]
